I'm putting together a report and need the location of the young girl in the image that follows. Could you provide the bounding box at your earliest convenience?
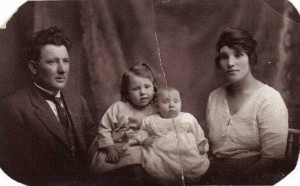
[89,63,159,184]
[137,86,210,184]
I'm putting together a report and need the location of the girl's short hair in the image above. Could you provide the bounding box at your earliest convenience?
[120,63,158,102]
[215,27,257,68]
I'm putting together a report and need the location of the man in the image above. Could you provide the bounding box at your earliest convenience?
[0,27,96,185]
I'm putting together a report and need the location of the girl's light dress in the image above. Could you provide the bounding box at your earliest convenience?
[89,101,156,174]
[137,112,210,182]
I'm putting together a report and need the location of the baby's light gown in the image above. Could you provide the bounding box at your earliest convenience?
[137,112,210,182]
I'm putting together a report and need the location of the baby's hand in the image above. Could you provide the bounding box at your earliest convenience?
[199,149,206,155]
[198,139,209,155]
[143,136,158,149]
[105,145,120,164]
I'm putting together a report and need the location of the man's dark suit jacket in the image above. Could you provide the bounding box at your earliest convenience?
[0,85,97,185]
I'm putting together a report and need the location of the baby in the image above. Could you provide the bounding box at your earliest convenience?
[137,86,210,184]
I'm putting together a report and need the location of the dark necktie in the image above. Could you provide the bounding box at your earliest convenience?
[35,87,69,131]
[52,97,77,161]
[35,87,70,134]
[52,97,69,132]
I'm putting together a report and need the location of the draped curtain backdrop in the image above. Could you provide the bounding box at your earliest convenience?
[80,0,300,128]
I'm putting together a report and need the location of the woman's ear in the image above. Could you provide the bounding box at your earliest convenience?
[28,60,37,75]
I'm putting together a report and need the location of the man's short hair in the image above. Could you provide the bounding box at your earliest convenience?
[27,26,72,62]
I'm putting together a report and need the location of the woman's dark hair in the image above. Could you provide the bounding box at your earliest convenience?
[27,26,72,62]
[120,63,158,102]
[215,27,257,68]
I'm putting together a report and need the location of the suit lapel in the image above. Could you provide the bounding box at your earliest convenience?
[28,86,69,147]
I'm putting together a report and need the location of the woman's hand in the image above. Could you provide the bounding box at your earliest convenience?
[105,145,120,164]
[143,136,158,148]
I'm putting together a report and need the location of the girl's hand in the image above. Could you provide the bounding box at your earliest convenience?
[143,136,158,148]
[105,145,120,164]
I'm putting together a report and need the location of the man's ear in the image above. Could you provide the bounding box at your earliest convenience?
[28,60,37,74]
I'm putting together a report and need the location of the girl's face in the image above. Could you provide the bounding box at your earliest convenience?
[128,75,154,108]
[219,46,251,83]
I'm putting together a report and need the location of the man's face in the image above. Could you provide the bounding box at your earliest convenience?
[157,89,182,119]
[32,44,70,92]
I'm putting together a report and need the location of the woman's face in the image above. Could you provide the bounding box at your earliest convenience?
[219,46,251,83]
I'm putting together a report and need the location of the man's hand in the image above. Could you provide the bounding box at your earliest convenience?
[105,145,120,164]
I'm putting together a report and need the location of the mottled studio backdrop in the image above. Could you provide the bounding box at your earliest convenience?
[0,0,299,130]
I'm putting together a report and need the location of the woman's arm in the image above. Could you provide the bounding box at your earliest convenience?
[244,91,288,175]
[257,92,288,159]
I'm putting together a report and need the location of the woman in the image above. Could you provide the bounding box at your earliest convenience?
[204,27,288,185]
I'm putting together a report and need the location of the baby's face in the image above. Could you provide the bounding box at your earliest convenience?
[157,89,181,118]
